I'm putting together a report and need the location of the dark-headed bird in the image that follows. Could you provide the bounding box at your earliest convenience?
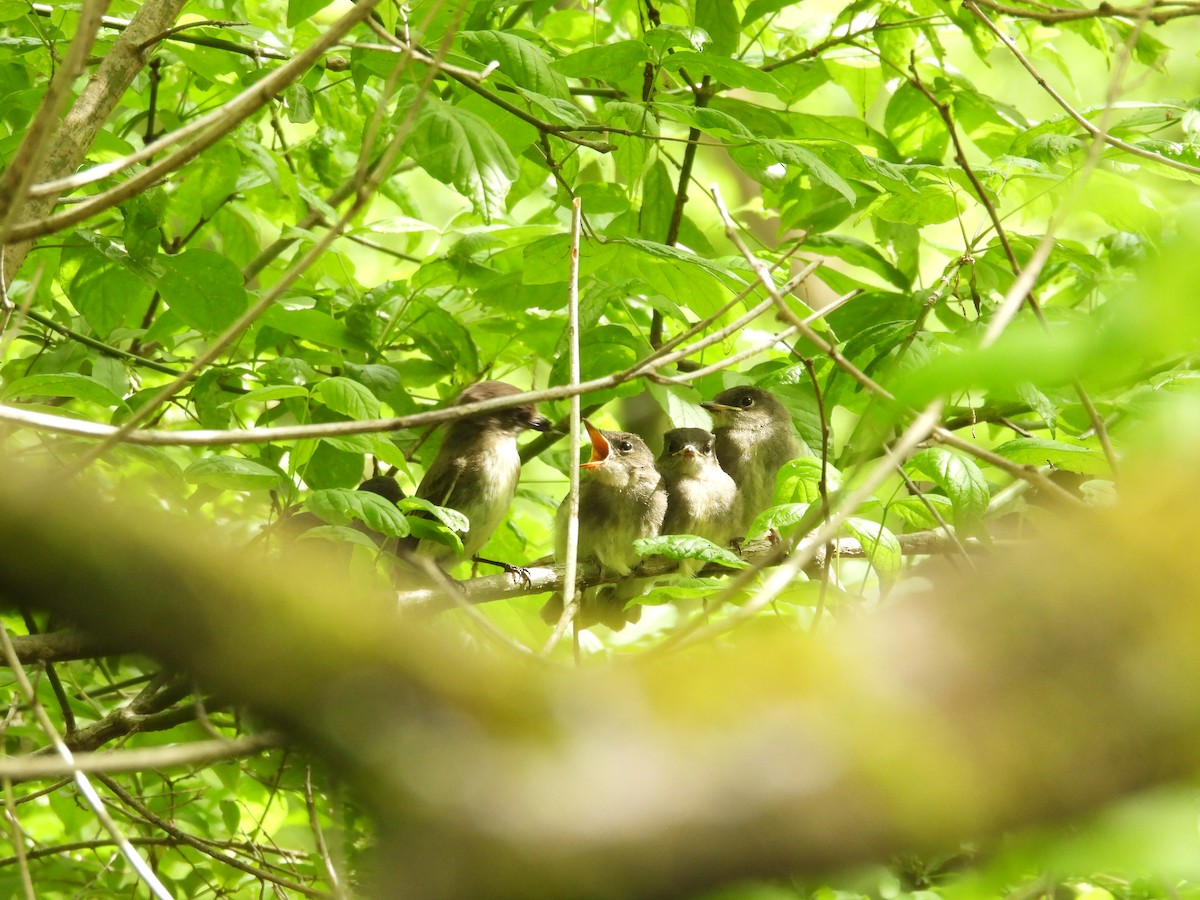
[701,386,799,536]
[415,380,550,565]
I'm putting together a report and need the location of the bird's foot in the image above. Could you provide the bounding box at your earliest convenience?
[473,555,534,588]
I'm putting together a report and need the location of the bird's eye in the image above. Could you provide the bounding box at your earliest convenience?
[738,395,755,408]
[618,440,633,452]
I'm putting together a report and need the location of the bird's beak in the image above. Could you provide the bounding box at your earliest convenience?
[700,401,737,413]
[530,415,552,432]
[580,420,610,469]
[673,444,698,459]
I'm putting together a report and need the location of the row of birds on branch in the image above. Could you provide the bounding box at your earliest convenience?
[352,379,801,631]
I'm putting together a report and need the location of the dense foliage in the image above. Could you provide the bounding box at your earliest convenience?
[3,0,1200,896]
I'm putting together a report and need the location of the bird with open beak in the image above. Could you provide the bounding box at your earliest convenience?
[543,421,667,630]
[414,380,551,566]
[701,386,800,537]
[658,427,742,576]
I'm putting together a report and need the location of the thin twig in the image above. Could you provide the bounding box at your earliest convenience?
[542,197,584,658]
[0,620,175,900]
[965,0,1200,178]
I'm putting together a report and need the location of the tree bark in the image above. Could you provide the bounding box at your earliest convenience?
[2,0,188,287]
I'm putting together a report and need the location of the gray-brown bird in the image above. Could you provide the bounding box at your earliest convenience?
[543,421,667,630]
[701,386,800,536]
[414,380,550,566]
[658,427,742,575]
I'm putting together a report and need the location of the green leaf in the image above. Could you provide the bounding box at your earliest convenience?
[1,373,123,407]
[552,40,649,81]
[399,497,470,534]
[749,503,812,537]
[185,457,283,491]
[287,0,331,27]
[260,306,372,353]
[65,239,154,336]
[120,189,166,263]
[306,488,411,537]
[157,250,249,336]
[634,535,748,569]
[907,448,989,530]
[805,234,910,289]
[842,517,901,581]
[695,0,739,56]
[459,31,570,99]
[283,84,314,124]
[775,458,842,504]
[660,52,783,94]
[890,494,955,531]
[743,0,796,24]
[314,377,381,419]
[407,97,519,223]
[992,438,1110,476]
[759,140,857,203]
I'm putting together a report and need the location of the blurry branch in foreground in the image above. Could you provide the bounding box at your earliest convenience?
[1,462,1200,899]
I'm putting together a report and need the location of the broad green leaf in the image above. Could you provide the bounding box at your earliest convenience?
[775,458,842,504]
[874,184,963,226]
[643,25,710,55]
[749,503,812,537]
[407,517,465,556]
[842,517,901,581]
[552,40,649,81]
[890,493,955,530]
[460,31,570,99]
[695,0,739,56]
[157,250,249,336]
[399,497,471,535]
[992,438,1111,476]
[283,84,314,124]
[407,97,519,223]
[661,52,783,94]
[1,373,122,407]
[884,81,949,161]
[120,189,166,263]
[805,234,910,289]
[743,0,796,24]
[232,385,310,416]
[185,456,283,491]
[287,0,331,27]
[759,140,857,203]
[634,535,748,569]
[65,239,154,336]
[314,377,381,419]
[260,306,372,353]
[307,488,410,537]
[907,448,989,529]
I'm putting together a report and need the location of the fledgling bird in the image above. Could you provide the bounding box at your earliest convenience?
[414,380,550,566]
[701,385,800,537]
[542,421,667,630]
[658,427,742,576]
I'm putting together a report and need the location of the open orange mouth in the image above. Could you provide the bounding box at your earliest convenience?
[580,420,609,469]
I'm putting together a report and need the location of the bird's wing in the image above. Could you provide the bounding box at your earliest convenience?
[416,455,465,509]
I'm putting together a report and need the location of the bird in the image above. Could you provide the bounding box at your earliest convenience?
[657,427,742,575]
[542,421,667,631]
[413,380,550,567]
[701,385,800,537]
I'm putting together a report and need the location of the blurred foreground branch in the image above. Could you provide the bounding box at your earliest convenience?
[1,465,1199,899]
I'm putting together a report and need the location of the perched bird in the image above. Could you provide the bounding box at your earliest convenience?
[658,427,742,575]
[543,421,667,630]
[414,380,550,566]
[701,386,800,536]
